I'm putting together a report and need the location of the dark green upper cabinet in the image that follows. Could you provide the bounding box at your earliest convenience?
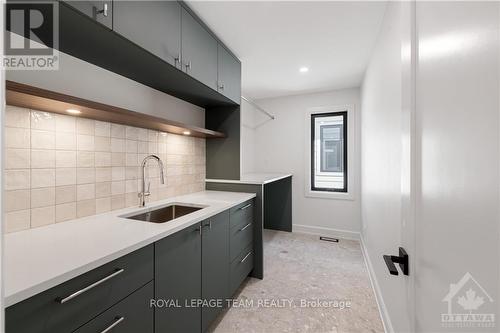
[181,7,218,91]
[201,211,230,332]
[114,1,181,68]
[64,1,112,29]
[217,44,241,104]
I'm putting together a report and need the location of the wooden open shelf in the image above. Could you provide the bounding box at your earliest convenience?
[5,81,225,139]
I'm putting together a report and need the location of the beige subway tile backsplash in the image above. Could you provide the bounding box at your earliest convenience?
[5,169,30,190]
[4,106,206,233]
[6,105,31,128]
[55,114,76,133]
[6,148,30,169]
[31,149,55,168]
[56,185,76,204]
[5,209,30,233]
[31,206,55,227]
[6,127,30,149]
[31,130,55,149]
[56,132,76,150]
[31,187,56,208]
[5,190,30,212]
[56,202,77,222]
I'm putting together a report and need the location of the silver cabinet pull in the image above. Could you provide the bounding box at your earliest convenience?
[240,251,252,263]
[239,223,252,231]
[218,82,225,91]
[100,316,125,333]
[57,269,124,304]
[203,221,212,230]
[185,61,191,72]
[95,3,108,17]
[239,203,252,211]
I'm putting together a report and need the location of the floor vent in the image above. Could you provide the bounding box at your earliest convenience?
[319,236,339,243]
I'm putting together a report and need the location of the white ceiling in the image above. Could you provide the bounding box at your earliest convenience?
[186,1,387,100]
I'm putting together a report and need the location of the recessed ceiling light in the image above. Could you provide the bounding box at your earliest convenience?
[299,67,309,73]
[66,109,81,114]
[182,131,191,135]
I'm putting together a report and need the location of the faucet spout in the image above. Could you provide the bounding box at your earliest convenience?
[138,155,165,207]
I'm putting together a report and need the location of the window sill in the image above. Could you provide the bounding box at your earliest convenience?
[305,190,354,201]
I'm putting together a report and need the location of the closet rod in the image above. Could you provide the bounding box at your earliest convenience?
[241,96,275,120]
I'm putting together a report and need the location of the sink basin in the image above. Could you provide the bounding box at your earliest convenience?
[122,203,205,223]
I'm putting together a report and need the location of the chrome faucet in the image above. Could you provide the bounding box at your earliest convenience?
[138,155,165,207]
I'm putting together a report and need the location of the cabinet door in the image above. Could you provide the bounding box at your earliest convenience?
[64,1,112,29]
[155,223,202,333]
[201,210,230,331]
[114,1,181,68]
[181,8,218,90]
[217,44,241,104]
[74,281,153,333]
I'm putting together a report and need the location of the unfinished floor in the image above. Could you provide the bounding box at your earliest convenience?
[212,230,384,333]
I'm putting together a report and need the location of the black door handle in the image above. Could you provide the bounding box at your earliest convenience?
[383,247,409,276]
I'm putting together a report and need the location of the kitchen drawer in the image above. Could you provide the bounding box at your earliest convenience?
[74,281,153,333]
[229,245,253,296]
[229,199,254,226]
[230,218,253,262]
[6,245,154,333]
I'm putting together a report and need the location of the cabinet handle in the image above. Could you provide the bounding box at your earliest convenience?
[203,221,212,230]
[194,226,202,235]
[174,55,180,68]
[57,269,124,304]
[100,316,125,333]
[239,203,252,211]
[239,223,252,231]
[95,3,108,17]
[185,61,191,72]
[218,82,225,91]
[240,251,252,263]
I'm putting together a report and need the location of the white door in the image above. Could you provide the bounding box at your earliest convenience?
[415,1,500,332]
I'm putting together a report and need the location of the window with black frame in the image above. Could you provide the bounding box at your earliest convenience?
[311,111,347,192]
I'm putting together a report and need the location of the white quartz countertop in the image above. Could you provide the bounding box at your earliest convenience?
[206,173,292,185]
[4,190,256,307]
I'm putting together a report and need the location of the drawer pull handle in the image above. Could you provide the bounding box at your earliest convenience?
[239,203,252,211]
[100,316,125,333]
[239,223,252,231]
[203,221,212,230]
[240,251,252,263]
[57,269,125,304]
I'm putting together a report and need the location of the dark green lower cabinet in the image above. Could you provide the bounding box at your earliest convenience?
[5,245,153,333]
[6,205,253,333]
[155,222,202,333]
[74,281,153,333]
[202,211,230,332]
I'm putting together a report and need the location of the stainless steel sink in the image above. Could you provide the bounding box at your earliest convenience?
[122,203,205,223]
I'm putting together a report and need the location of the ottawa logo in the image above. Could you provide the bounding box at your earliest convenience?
[441,272,495,329]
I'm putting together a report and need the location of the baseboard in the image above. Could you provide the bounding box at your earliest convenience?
[359,235,393,333]
[292,224,360,240]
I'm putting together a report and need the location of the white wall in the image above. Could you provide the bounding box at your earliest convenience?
[248,89,361,238]
[360,2,410,332]
[240,99,257,175]
[6,50,205,127]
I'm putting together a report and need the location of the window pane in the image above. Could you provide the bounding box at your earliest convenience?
[311,112,347,192]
